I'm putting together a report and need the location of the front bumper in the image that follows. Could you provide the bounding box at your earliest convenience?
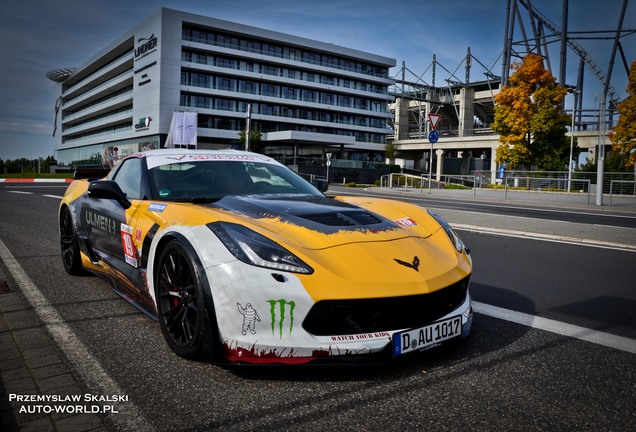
[219,276,473,365]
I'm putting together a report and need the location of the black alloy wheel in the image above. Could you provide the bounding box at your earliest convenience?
[60,207,82,275]
[156,240,212,359]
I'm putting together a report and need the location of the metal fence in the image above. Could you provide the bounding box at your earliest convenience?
[380,170,635,206]
[609,180,636,206]
[386,170,635,193]
[499,171,635,195]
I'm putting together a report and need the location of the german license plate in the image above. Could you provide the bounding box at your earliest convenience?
[393,316,462,356]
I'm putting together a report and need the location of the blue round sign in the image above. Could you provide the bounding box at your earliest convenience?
[428,130,439,144]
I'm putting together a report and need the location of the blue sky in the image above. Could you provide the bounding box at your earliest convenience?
[0,0,634,160]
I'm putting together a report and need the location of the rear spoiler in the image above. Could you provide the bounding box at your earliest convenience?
[73,169,111,181]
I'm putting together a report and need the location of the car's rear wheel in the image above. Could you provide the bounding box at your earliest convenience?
[156,240,214,359]
[60,207,83,275]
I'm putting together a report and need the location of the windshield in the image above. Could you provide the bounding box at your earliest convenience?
[149,160,323,201]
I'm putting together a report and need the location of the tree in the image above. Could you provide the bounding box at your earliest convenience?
[578,151,631,173]
[41,156,57,173]
[384,143,397,165]
[238,129,263,153]
[609,59,636,167]
[493,53,573,170]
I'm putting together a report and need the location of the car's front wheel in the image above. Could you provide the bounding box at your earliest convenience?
[155,240,215,359]
[60,207,83,275]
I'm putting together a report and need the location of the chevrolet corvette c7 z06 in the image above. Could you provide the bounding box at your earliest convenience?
[59,149,473,365]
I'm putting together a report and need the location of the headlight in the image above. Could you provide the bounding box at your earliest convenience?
[427,210,466,253]
[208,222,313,274]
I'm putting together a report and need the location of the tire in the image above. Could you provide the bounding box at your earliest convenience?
[60,207,83,275]
[155,240,215,359]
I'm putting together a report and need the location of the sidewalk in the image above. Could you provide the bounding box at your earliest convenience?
[0,262,108,432]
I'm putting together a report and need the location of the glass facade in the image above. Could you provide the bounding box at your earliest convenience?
[56,137,160,168]
[180,24,393,154]
[181,26,389,78]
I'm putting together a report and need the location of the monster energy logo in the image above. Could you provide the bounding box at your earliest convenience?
[268,299,295,338]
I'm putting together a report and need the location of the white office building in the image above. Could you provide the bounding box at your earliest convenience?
[47,8,396,169]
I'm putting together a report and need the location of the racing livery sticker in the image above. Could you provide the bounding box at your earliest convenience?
[330,332,390,342]
[267,299,295,338]
[394,217,418,227]
[148,203,167,212]
[120,223,138,267]
[135,228,144,261]
[237,303,261,335]
[84,210,117,234]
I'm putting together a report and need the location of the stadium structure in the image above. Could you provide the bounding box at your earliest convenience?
[389,0,635,180]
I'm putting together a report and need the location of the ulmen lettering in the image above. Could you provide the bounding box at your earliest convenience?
[85,211,117,234]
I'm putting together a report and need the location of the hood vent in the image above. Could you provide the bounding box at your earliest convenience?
[301,211,383,227]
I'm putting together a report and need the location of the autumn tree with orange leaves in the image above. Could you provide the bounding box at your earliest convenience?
[493,53,573,170]
[610,59,636,167]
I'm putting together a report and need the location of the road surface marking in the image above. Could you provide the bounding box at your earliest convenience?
[453,223,636,252]
[473,301,636,354]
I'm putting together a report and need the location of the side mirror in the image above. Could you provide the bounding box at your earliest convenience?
[87,180,131,209]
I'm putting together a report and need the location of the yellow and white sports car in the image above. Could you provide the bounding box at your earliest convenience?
[59,149,472,365]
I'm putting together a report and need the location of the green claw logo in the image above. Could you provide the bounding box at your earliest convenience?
[267,299,295,338]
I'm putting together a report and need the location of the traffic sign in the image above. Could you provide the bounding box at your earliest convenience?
[428,130,439,144]
[428,113,441,130]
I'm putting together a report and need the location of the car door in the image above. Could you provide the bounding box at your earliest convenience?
[107,156,145,278]
[81,158,141,271]
[83,156,156,314]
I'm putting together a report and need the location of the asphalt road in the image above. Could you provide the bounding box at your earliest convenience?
[1,183,635,431]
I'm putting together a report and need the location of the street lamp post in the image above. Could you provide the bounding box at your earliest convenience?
[567,90,579,192]
[596,100,606,206]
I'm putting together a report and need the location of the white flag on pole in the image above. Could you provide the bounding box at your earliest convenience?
[165,111,197,148]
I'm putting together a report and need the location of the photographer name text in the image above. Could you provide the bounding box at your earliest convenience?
[8,393,128,414]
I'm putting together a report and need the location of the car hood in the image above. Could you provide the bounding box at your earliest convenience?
[206,195,437,250]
